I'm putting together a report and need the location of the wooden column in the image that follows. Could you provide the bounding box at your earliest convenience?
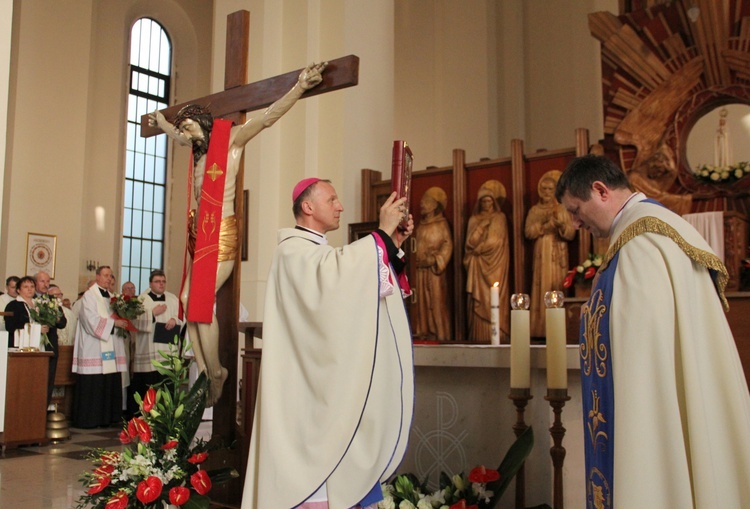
[575,128,592,261]
[511,139,527,295]
[452,149,467,341]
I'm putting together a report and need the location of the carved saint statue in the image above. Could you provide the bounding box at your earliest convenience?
[414,186,453,341]
[524,170,575,337]
[464,180,510,342]
[148,63,326,405]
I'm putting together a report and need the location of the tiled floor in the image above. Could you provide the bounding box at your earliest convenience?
[0,420,213,509]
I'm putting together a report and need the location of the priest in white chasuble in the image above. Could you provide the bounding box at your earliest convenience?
[242,179,414,509]
[557,155,750,509]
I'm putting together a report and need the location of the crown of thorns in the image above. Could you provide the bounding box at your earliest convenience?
[173,104,212,127]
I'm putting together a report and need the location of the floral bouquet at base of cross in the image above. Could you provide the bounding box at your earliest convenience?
[378,427,550,509]
[562,253,603,290]
[110,293,145,338]
[28,294,63,349]
[75,340,238,509]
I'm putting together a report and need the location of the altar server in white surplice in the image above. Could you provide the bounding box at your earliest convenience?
[242,179,415,509]
[557,154,750,509]
[128,269,182,415]
[72,265,129,428]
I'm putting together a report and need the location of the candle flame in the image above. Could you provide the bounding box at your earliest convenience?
[493,281,499,287]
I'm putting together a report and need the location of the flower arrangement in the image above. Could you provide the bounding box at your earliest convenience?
[563,253,603,289]
[110,293,144,337]
[693,161,750,184]
[378,427,547,509]
[75,342,237,509]
[28,294,63,347]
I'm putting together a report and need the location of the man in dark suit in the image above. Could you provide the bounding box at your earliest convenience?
[34,270,67,407]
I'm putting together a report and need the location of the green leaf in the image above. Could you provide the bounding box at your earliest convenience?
[485,426,535,509]
[182,493,210,509]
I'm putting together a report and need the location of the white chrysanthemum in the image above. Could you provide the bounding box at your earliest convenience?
[735,169,744,179]
[582,259,592,268]
[416,498,434,509]
[378,495,396,509]
[399,500,417,509]
[710,172,720,181]
[721,170,730,180]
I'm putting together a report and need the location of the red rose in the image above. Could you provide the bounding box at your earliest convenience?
[118,430,131,444]
[143,387,157,413]
[468,465,500,483]
[161,439,179,450]
[136,476,163,504]
[584,266,596,280]
[562,271,575,289]
[110,296,116,304]
[190,469,212,495]
[188,451,208,464]
[105,490,128,509]
[131,417,152,443]
[169,486,191,506]
[87,475,110,495]
[123,295,131,301]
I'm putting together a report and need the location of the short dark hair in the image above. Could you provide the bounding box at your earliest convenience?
[555,155,631,202]
[292,179,332,219]
[6,276,20,286]
[96,265,111,276]
[149,270,166,282]
[17,276,35,290]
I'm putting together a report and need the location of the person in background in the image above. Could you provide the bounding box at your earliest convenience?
[0,276,20,332]
[4,276,49,347]
[121,281,136,297]
[34,271,67,404]
[129,270,181,416]
[72,266,129,428]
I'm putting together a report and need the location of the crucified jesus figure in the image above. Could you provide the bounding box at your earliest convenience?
[149,62,327,405]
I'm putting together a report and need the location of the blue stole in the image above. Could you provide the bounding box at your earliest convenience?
[580,250,619,509]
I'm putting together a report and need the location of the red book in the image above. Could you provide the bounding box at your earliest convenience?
[391,140,414,231]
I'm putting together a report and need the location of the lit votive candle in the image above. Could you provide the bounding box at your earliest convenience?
[545,290,567,389]
[510,293,530,388]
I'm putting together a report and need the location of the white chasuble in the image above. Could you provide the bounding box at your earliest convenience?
[585,196,750,509]
[242,228,414,509]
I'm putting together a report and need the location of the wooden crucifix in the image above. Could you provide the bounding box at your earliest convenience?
[139,8,358,469]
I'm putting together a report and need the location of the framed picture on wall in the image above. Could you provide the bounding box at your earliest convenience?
[25,232,57,278]
[348,221,378,244]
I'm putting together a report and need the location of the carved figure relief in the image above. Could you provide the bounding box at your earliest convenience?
[525,171,575,337]
[463,180,510,342]
[414,187,453,341]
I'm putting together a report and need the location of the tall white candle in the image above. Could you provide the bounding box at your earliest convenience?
[510,293,530,388]
[490,282,500,346]
[545,302,567,389]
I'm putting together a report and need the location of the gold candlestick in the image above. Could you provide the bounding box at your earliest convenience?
[508,387,533,509]
[545,388,571,509]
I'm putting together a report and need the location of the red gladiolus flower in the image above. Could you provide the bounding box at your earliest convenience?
[136,476,163,504]
[118,430,131,444]
[143,387,157,413]
[87,475,110,495]
[188,451,208,464]
[105,490,128,509]
[468,465,500,483]
[584,266,596,280]
[190,469,212,495]
[169,486,191,506]
[130,417,152,443]
[562,271,575,289]
[161,439,179,450]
